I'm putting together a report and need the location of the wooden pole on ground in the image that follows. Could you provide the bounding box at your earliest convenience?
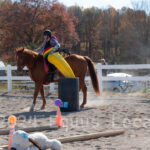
[58,129,124,143]
[0,126,58,135]
[0,129,124,149]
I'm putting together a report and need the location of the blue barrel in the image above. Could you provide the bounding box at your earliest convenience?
[58,78,79,112]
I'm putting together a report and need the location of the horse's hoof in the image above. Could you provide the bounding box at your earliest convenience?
[29,108,34,112]
[29,104,34,112]
[80,104,84,108]
[29,107,34,112]
[40,106,45,110]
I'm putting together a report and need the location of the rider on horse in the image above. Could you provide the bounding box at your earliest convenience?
[35,30,60,55]
[35,29,75,82]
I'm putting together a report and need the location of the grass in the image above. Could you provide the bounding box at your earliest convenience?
[0,81,52,94]
[1,80,150,98]
[0,81,7,92]
[0,81,34,93]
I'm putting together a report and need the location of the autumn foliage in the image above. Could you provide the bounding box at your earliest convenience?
[69,6,150,64]
[0,0,78,63]
[0,0,150,64]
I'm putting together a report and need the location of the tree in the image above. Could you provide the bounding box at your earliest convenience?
[0,0,78,62]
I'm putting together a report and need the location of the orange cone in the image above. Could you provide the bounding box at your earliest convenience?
[56,106,63,127]
[8,124,15,149]
[8,115,16,149]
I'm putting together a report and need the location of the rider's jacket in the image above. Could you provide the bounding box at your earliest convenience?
[35,36,60,54]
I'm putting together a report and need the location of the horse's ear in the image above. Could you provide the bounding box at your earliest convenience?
[16,47,24,53]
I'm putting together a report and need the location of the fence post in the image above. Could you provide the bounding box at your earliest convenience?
[97,63,103,94]
[7,65,12,92]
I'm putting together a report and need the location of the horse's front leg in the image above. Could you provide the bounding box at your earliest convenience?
[40,85,46,110]
[30,83,41,112]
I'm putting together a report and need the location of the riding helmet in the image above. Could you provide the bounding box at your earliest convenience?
[43,29,52,37]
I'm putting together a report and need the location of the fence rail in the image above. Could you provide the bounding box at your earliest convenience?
[95,63,150,92]
[1,64,150,93]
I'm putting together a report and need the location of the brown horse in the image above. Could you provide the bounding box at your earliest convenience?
[16,47,100,111]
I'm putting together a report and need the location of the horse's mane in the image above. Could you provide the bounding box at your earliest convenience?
[16,47,38,55]
[24,49,39,57]
[16,47,43,62]
[16,47,24,52]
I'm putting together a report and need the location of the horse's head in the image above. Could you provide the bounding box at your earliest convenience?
[16,47,26,71]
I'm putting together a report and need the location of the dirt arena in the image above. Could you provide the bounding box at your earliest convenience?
[0,92,150,150]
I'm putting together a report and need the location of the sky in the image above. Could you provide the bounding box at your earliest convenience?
[58,0,133,9]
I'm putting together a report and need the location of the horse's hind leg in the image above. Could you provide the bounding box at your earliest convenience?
[40,85,46,110]
[30,83,41,112]
[80,80,87,108]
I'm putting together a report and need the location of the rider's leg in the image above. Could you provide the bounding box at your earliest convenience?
[44,56,56,83]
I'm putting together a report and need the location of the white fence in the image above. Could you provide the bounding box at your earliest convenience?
[1,64,150,93]
[95,64,150,92]
[0,65,54,92]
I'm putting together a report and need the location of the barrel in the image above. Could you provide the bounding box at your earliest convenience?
[58,78,79,112]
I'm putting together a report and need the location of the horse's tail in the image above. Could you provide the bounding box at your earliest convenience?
[84,56,100,96]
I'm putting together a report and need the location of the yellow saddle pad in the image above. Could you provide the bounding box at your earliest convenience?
[43,47,75,78]
[47,52,75,78]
